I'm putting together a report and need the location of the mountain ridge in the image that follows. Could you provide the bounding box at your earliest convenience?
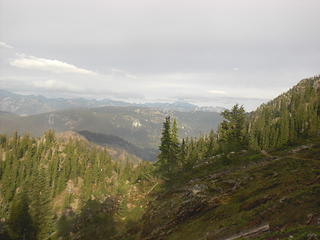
[0,89,225,116]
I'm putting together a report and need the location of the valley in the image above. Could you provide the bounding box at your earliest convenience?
[0,104,223,161]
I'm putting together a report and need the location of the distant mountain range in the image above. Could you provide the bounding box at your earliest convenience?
[0,89,225,116]
[0,105,223,161]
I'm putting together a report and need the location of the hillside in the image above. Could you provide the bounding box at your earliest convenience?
[247,76,320,150]
[77,130,157,161]
[56,131,145,163]
[0,131,155,240]
[1,134,319,240]
[134,140,320,240]
[122,75,320,240]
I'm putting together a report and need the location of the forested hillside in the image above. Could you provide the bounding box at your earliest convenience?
[146,77,320,179]
[0,76,319,240]
[248,76,320,150]
[0,131,155,240]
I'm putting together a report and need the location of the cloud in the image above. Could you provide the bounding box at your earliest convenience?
[10,55,97,75]
[0,41,13,49]
[208,90,226,95]
[111,68,137,79]
[32,80,84,92]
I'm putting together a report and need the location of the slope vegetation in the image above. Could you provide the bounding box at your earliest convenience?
[136,140,320,240]
[0,131,155,240]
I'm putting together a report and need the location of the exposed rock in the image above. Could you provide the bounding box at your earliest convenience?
[307,233,319,240]
[190,184,208,195]
[289,144,313,153]
[210,224,270,240]
[132,119,142,128]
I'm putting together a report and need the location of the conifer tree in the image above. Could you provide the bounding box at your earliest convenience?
[204,130,217,158]
[178,139,187,168]
[156,117,181,179]
[30,168,54,240]
[218,104,248,152]
[156,116,172,178]
[8,191,35,240]
[170,118,180,172]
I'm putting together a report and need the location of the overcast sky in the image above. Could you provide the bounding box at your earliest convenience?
[0,0,319,110]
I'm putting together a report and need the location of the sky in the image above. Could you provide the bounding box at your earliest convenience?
[0,0,319,111]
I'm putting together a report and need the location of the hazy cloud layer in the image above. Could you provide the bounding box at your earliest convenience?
[10,55,98,75]
[0,41,13,49]
[0,0,319,111]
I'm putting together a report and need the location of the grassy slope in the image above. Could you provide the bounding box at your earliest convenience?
[137,138,320,240]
